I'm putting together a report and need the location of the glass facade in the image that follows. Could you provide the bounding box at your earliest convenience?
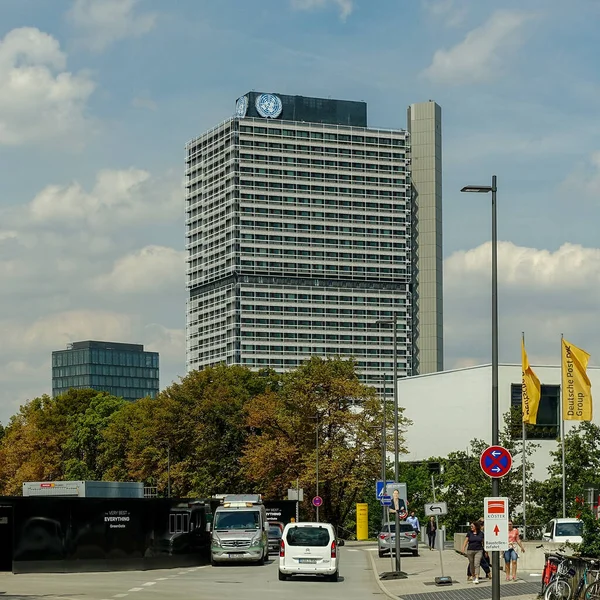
[52,341,159,401]
[186,95,414,394]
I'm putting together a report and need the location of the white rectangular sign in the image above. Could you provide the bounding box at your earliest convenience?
[287,488,304,501]
[484,497,509,551]
[425,502,448,517]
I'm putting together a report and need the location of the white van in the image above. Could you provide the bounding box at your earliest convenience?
[542,518,583,545]
[278,522,343,582]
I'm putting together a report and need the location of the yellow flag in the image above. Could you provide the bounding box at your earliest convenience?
[562,338,592,421]
[522,338,541,424]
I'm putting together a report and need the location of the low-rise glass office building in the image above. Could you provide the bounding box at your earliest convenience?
[52,340,159,401]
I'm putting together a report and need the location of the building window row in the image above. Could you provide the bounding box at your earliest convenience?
[240,233,406,250]
[239,207,406,224]
[52,350,158,368]
[241,305,404,317]
[240,318,408,331]
[238,139,407,160]
[239,290,406,305]
[241,248,405,263]
[239,356,409,370]
[241,332,402,343]
[239,180,407,198]
[239,260,408,276]
[239,194,406,212]
[238,125,407,147]
[239,166,405,186]
[240,220,405,236]
[239,153,406,173]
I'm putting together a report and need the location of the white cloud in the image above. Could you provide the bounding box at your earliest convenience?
[422,11,532,85]
[92,245,185,293]
[67,0,156,53]
[291,0,353,20]
[422,0,467,27]
[444,241,600,369]
[28,168,182,228]
[0,27,95,146]
[561,151,600,201]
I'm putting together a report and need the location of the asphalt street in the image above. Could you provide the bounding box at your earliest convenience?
[0,547,383,600]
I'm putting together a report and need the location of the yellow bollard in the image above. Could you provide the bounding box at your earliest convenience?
[356,503,369,540]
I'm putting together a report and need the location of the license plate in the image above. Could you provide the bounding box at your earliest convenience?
[298,558,317,564]
[228,553,241,558]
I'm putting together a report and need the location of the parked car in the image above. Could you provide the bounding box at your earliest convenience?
[278,522,344,581]
[269,521,285,534]
[268,524,282,554]
[542,518,583,545]
[378,522,419,557]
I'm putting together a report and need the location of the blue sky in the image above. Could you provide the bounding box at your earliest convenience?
[1,0,599,423]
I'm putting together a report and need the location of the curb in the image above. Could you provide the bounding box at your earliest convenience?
[366,549,400,600]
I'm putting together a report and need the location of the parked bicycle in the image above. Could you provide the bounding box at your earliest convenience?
[544,555,576,600]
[573,559,600,600]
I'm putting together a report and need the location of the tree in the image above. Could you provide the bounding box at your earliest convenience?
[530,422,600,523]
[0,389,120,494]
[241,356,411,529]
[99,364,278,496]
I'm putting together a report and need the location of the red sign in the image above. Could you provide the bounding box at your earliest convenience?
[487,499,506,514]
[40,483,54,488]
[312,496,323,507]
[480,445,512,478]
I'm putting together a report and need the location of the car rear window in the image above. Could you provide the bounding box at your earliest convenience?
[384,523,413,533]
[269,526,282,537]
[556,522,583,537]
[286,526,331,547]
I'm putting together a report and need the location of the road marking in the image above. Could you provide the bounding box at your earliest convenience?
[114,595,128,598]
[142,582,156,586]
[178,571,187,574]
[347,549,359,552]
[128,588,144,592]
[156,577,168,580]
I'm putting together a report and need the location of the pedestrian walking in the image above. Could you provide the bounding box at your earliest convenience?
[462,521,484,584]
[426,516,437,550]
[504,520,525,581]
[407,511,420,535]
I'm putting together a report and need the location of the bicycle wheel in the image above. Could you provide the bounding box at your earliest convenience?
[545,580,572,600]
[584,580,600,600]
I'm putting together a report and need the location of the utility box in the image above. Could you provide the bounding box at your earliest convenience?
[22,481,144,498]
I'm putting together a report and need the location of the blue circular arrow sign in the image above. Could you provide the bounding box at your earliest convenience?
[480,445,512,478]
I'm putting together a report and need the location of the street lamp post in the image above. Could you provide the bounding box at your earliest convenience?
[461,175,499,600]
[316,414,320,523]
[376,315,405,578]
[167,445,171,499]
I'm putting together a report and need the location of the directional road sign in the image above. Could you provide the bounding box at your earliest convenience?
[425,502,448,516]
[480,445,512,478]
[376,480,395,498]
[312,496,323,507]
[484,496,509,551]
[380,495,392,507]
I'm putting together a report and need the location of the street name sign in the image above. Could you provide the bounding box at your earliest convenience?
[425,502,448,516]
[484,496,509,551]
[480,445,512,478]
[381,495,392,507]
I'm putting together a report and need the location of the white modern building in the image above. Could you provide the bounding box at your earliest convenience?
[398,363,600,481]
[185,92,444,390]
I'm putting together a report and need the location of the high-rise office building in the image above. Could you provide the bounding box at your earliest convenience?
[52,340,159,401]
[185,92,443,389]
[408,101,443,374]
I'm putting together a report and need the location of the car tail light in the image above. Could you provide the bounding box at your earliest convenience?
[331,540,337,559]
[410,533,417,539]
[280,539,285,557]
[379,533,387,540]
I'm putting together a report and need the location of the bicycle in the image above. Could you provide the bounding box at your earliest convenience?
[573,559,600,600]
[539,546,567,595]
[544,556,576,600]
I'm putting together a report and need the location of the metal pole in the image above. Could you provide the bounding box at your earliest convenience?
[432,474,445,577]
[561,333,566,518]
[491,175,500,600]
[522,419,527,540]
[167,446,171,498]
[316,415,319,523]
[382,373,387,526]
[296,477,300,522]
[393,314,401,573]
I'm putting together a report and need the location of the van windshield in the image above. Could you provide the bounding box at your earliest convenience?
[556,522,583,537]
[286,527,331,547]
[214,511,260,530]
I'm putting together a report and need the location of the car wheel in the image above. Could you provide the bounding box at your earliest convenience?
[210,556,219,567]
[412,550,419,556]
[257,550,265,565]
[328,571,339,582]
[278,570,287,581]
[378,550,385,558]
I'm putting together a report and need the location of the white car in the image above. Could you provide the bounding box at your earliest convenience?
[542,518,583,545]
[278,522,343,582]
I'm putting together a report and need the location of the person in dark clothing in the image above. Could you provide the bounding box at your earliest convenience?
[462,521,485,584]
[426,516,437,550]
[466,519,491,579]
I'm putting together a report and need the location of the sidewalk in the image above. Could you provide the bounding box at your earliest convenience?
[357,542,542,600]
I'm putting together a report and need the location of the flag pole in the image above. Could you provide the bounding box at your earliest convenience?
[522,331,527,540]
[561,333,566,518]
